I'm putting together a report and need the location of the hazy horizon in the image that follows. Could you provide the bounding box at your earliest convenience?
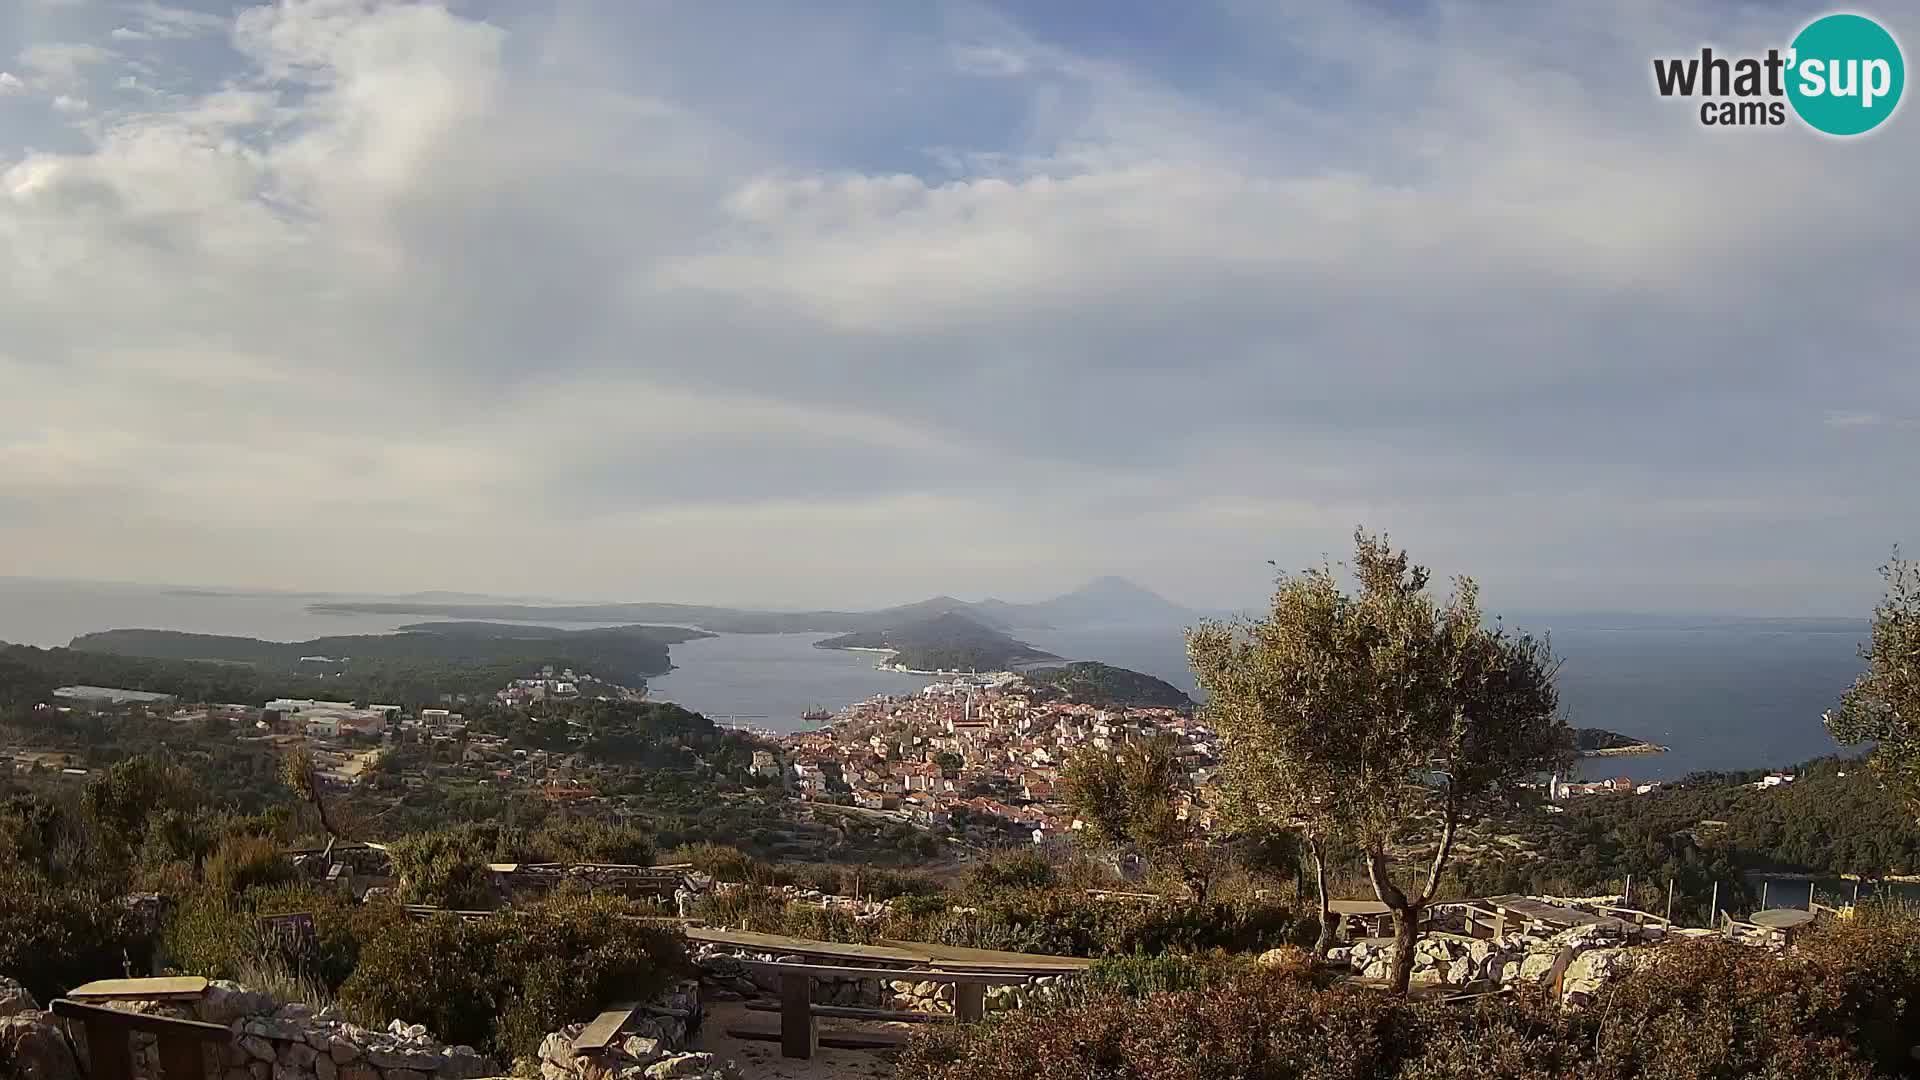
[0,572,1884,626]
[2,1,1913,617]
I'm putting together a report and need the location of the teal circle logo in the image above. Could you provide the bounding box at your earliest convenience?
[1787,13,1904,135]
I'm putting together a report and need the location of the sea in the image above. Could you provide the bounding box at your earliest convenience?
[0,578,1872,780]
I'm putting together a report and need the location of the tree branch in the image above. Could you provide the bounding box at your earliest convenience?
[1419,793,1461,906]
[1365,847,1409,912]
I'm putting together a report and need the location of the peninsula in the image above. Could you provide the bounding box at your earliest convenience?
[813,612,1058,673]
[1574,726,1670,757]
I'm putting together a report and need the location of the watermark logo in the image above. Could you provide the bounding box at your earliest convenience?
[1653,12,1903,135]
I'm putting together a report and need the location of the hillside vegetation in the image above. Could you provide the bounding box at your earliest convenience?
[1023,662,1193,709]
[814,612,1059,671]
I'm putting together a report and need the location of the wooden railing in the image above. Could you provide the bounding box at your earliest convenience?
[51,999,231,1080]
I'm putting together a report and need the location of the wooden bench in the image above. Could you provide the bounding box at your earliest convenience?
[727,961,1034,1060]
[569,1002,641,1053]
[52,999,231,1080]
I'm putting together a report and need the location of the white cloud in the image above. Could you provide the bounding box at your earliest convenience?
[116,3,231,42]
[1824,411,1884,429]
[0,72,25,94]
[17,43,116,84]
[0,0,1912,612]
[49,94,89,114]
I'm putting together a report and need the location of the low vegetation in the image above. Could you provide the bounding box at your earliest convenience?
[901,906,1920,1080]
[338,895,687,1060]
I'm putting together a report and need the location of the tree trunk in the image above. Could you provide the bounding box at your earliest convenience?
[1307,837,1337,958]
[1364,848,1420,996]
[1388,903,1422,995]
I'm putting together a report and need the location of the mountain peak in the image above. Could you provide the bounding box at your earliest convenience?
[1029,576,1193,626]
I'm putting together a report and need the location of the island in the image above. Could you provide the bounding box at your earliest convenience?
[64,623,711,695]
[1574,727,1671,757]
[813,612,1058,673]
[1021,662,1194,710]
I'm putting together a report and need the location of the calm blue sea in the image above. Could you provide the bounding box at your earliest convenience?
[0,580,1870,777]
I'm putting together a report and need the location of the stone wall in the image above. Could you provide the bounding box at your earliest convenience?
[1326,915,1663,1005]
[691,943,1071,1016]
[0,976,497,1080]
[120,982,497,1080]
[532,985,735,1080]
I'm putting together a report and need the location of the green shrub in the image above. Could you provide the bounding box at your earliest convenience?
[524,820,655,865]
[203,834,297,898]
[960,850,1059,897]
[664,842,939,900]
[337,895,688,1060]
[1072,950,1253,1000]
[695,883,1307,959]
[0,865,144,1001]
[387,830,497,909]
[900,912,1920,1080]
[162,883,408,994]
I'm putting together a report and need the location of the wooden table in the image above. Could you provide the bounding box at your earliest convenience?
[1749,908,1817,944]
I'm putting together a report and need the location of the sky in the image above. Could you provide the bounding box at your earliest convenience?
[0,0,1914,616]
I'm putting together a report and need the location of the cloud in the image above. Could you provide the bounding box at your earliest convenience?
[1824,411,1884,429]
[17,43,116,84]
[0,0,1913,613]
[123,3,230,41]
[111,28,155,43]
[49,94,88,113]
[0,72,24,94]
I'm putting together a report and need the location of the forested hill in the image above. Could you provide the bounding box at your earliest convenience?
[814,612,1058,672]
[1573,727,1669,753]
[68,624,705,686]
[1021,662,1194,709]
[0,624,709,710]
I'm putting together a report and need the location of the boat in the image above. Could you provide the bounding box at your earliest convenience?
[800,708,832,722]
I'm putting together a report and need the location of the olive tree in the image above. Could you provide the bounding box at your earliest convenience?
[1189,531,1567,992]
[1826,552,1920,819]
[1062,734,1221,901]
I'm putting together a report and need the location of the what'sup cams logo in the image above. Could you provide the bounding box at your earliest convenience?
[1653,12,1904,135]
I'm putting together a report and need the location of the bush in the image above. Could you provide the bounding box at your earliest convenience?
[900,911,1920,1080]
[203,834,297,898]
[694,883,1308,959]
[164,883,410,994]
[664,842,940,900]
[0,865,144,1001]
[337,894,688,1060]
[387,830,496,909]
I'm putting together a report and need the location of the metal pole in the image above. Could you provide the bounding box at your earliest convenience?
[1709,881,1718,926]
[1666,879,1674,924]
[1625,874,1633,907]
[1761,881,1769,910]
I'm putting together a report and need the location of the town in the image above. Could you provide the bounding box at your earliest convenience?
[775,674,1216,846]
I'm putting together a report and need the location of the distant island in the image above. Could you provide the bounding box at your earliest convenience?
[304,576,1199,633]
[1021,662,1194,710]
[1574,727,1670,757]
[814,612,1059,673]
[66,622,710,690]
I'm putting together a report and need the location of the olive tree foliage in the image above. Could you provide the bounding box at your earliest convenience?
[1062,734,1222,901]
[282,745,350,857]
[1826,551,1920,820]
[1188,531,1568,993]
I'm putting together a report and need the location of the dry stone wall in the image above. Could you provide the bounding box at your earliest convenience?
[691,943,1071,1015]
[0,976,497,1080]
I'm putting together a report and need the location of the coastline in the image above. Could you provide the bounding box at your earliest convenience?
[1578,742,1670,758]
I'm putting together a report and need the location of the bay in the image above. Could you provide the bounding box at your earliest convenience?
[0,579,1874,777]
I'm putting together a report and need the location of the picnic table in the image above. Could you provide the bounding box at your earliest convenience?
[1749,907,1817,944]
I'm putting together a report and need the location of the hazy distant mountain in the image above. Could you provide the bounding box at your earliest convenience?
[307,575,1196,632]
[997,576,1195,628]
